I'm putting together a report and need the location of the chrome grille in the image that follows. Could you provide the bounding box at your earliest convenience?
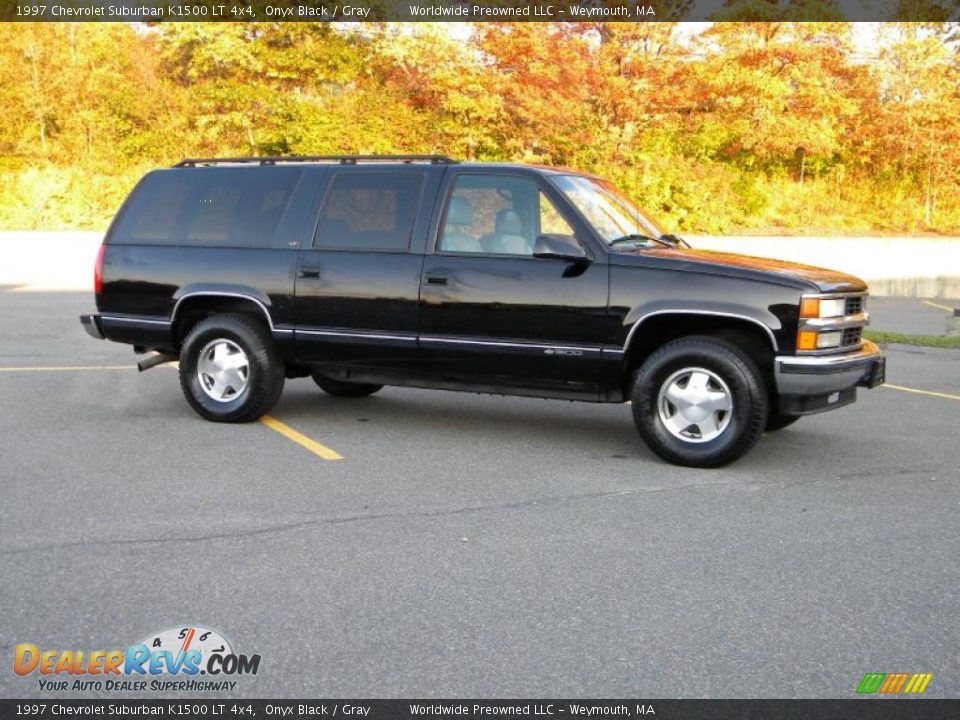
[845,296,865,315]
[842,327,863,347]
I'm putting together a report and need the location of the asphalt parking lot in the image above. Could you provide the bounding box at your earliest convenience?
[1,291,958,699]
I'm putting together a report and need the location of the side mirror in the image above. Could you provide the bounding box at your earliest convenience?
[533,234,589,263]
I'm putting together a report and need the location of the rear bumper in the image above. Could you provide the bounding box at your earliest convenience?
[774,340,886,415]
[80,314,105,340]
[79,312,173,350]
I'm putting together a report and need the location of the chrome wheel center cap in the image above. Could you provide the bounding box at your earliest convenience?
[657,367,733,443]
[197,339,250,402]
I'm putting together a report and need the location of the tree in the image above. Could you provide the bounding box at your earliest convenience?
[857,23,960,227]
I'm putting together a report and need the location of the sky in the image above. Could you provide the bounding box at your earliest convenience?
[426,21,885,56]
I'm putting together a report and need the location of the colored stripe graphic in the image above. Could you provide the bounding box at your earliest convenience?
[904,673,933,694]
[857,673,885,694]
[879,672,909,693]
[857,672,932,694]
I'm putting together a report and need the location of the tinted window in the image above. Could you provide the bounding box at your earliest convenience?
[110,167,303,247]
[121,175,188,242]
[314,172,423,251]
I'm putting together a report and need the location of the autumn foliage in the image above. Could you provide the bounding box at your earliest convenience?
[2,21,959,234]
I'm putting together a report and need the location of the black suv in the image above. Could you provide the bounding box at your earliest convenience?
[80,155,885,467]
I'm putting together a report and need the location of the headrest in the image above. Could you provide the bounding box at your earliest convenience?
[496,209,523,235]
[447,196,473,226]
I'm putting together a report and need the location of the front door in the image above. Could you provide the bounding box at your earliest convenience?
[418,171,609,397]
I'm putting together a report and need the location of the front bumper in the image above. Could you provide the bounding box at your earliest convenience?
[80,314,105,340]
[774,339,885,415]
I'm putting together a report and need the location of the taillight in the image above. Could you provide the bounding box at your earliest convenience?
[93,244,106,294]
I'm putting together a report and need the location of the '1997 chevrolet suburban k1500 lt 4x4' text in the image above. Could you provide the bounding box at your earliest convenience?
[80,155,885,467]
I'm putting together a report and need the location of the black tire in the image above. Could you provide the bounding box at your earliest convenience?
[630,336,769,468]
[765,413,802,432]
[311,372,383,398]
[178,314,284,423]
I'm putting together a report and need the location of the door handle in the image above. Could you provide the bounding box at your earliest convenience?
[424,275,448,286]
[299,267,321,279]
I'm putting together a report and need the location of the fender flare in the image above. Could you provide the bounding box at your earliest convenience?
[623,308,780,353]
[170,285,275,331]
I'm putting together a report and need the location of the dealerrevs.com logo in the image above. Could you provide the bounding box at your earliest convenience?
[14,625,261,692]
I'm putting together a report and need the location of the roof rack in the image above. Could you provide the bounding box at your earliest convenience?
[174,155,459,168]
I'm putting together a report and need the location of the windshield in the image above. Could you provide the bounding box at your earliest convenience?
[552,175,667,246]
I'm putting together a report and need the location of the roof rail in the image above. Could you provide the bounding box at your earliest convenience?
[174,155,459,168]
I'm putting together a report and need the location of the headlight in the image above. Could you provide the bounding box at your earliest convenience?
[815,330,843,349]
[800,297,847,319]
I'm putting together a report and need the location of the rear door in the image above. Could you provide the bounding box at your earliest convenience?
[293,166,443,371]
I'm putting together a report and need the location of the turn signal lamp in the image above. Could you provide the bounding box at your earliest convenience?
[799,298,820,318]
[797,330,818,351]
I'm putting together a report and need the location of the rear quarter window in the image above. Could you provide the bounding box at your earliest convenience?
[109,167,303,248]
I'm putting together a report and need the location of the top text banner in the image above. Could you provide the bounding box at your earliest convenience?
[2,0,958,22]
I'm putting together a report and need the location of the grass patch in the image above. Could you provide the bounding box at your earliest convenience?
[864,330,960,349]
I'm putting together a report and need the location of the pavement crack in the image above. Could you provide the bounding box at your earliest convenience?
[3,467,942,557]
[0,479,739,557]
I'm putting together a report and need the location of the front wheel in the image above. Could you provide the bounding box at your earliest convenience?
[179,314,285,423]
[631,336,769,468]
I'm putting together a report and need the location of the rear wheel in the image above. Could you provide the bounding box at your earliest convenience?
[630,336,769,467]
[311,372,383,398]
[765,413,802,432]
[179,314,284,423]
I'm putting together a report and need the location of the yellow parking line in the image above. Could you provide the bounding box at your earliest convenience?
[921,300,955,313]
[260,415,343,461]
[884,383,960,402]
[0,365,135,372]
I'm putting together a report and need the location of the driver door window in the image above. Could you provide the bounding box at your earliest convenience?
[440,175,574,256]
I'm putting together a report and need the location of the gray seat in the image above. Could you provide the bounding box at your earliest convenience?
[481,210,530,255]
[441,196,482,253]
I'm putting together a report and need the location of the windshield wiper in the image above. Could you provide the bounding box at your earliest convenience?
[660,233,691,248]
[608,233,662,248]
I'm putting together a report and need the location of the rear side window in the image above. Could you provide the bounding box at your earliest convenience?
[110,167,302,248]
[314,172,424,251]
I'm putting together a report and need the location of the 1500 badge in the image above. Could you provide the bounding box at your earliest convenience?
[544,348,583,356]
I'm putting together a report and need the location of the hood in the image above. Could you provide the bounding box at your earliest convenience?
[624,247,868,294]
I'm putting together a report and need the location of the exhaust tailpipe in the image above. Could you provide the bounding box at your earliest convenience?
[137,352,178,372]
